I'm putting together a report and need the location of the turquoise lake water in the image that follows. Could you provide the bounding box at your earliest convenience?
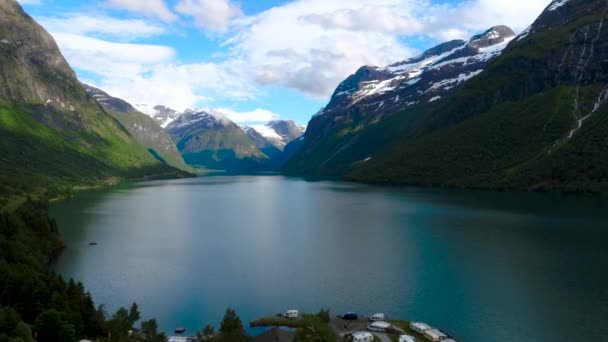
[51,175,608,341]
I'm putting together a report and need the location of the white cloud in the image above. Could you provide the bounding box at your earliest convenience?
[175,0,242,32]
[52,33,175,75]
[302,6,424,35]
[104,0,178,22]
[38,14,166,41]
[210,108,279,123]
[223,0,551,98]
[43,0,553,115]
[50,32,256,112]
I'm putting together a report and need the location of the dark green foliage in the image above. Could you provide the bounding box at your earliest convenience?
[197,309,249,342]
[197,324,216,342]
[34,309,75,342]
[217,309,248,342]
[138,319,167,342]
[317,309,330,324]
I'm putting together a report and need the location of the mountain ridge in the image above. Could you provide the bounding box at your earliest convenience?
[284,25,517,178]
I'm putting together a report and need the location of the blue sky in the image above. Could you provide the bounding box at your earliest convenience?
[18,0,552,126]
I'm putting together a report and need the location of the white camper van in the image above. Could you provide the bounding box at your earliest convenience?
[284,310,299,319]
[369,313,386,322]
[352,332,374,342]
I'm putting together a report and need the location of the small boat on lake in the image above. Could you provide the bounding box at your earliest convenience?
[175,327,186,334]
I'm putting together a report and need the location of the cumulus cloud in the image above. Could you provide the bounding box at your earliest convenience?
[104,0,177,22]
[224,0,551,98]
[42,0,553,114]
[302,6,424,34]
[49,32,255,112]
[52,33,175,75]
[38,14,166,41]
[210,108,280,123]
[175,0,242,32]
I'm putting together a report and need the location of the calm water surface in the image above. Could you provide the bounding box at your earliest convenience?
[51,175,608,341]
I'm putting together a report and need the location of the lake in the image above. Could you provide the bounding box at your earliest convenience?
[51,175,608,341]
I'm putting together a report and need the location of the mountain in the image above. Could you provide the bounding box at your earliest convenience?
[284,25,516,177]
[152,105,181,128]
[344,0,608,192]
[83,85,191,172]
[166,110,271,170]
[239,125,283,163]
[0,0,188,206]
[261,120,306,150]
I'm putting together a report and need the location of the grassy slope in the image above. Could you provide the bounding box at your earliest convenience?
[0,102,188,210]
[104,107,192,172]
[346,5,608,192]
[174,124,271,171]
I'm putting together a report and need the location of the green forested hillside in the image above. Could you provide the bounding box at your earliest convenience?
[283,0,608,192]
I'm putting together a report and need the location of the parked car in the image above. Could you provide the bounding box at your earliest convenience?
[341,312,359,320]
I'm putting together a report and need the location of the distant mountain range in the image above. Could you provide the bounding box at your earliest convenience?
[158,107,304,170]
[2,0,605,195]
[285,0,608,192]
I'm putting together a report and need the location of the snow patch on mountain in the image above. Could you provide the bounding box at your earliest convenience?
[250,125,282,140]
[548,0,570,11]
[134,104,157,116]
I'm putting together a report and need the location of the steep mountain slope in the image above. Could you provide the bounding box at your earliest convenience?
[284,26,516,177]
[239,125,283,163]
[0,0,186,207]
[348,0,608,192]
[166,110,271,170]
[83,85,191,172]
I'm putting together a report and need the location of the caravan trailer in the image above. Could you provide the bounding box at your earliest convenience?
[284,310,299,318]
[351,332,374,342]
[369,313,386,322]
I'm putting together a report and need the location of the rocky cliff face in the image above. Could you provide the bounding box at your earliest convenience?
[84,85,191,172]
[0,0,77,103]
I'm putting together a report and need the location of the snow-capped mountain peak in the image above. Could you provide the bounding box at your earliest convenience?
[239,120,305,150]
[315,25,515,118]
